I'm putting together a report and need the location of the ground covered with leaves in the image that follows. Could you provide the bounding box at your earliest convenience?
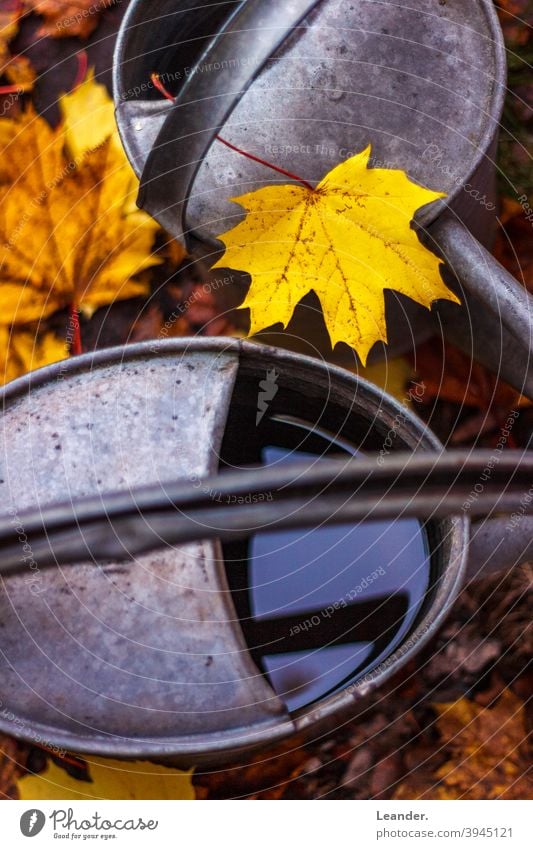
[0,0,531,800]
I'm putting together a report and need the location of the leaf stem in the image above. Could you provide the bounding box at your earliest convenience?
[214,135,314,191]
[72,50,88,91]
[151,72,175,102]
[0,84,21,95]
[0,85,22,95]
[69,303,82,356]
[150,72,314,191]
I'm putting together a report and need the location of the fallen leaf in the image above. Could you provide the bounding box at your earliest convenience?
[356,356,416,406]
[497,0,532,47]
[411,338,521,410]
[0,2,35,91]
[23,0,114,39]
[0,2,20,59]
[213,145,458,364]
[0,734,26,800]
[59,68,142,215]
[0,105,161,322]
[0,324,68,384]
[493,197,533,293]
[193,740,310,799]
[18,756,195,800]
[475,564,533,670]
[60,67,119,159]
[394,691,531,800]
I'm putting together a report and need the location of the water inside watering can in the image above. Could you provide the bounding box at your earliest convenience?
[223,418,430,711]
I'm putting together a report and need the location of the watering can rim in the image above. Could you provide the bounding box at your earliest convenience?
[0,337,468,762]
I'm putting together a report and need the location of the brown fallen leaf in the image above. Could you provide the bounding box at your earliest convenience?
[474,562,533,673]
[23,0,114,39]
[0,1,35,91]
[493,198,533,293]
[0,734,26,800]
[411,338,521,411]
[394,690,532,800]
[409,338,528,447]
[193,739,310,799]
[497,0,532,48]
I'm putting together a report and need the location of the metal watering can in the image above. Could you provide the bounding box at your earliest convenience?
[0,0,531,769]
[113,0,533,395]
[0,339,531,767]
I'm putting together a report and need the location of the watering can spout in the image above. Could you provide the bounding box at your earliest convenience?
[430,215,533,401]
[468,517,533,579]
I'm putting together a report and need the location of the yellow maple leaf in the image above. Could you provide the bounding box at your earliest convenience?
[357,357,416,406]
[59,68,142,216]
[60,68,127,161]
[0,324,68,384]
[213,145,459,364]
[18,756,195,800]
[0,106,161,321]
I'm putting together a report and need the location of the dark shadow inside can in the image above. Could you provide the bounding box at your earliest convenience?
[219,352,452,712]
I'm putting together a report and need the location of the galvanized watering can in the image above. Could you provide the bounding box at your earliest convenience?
[114,0,533,396]
[0,0,530,769]
[0,339,531,766]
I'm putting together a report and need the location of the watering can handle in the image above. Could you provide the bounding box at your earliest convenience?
[430,214,533,399]
[126,0,322,237]
[0,450,531,578]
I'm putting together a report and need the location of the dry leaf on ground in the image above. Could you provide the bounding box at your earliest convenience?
[0,734,25,800]
[410,338,522,412]
[0,2,35,91]
[60,67,120,159]
[213,144,458,364]
[0,98,161,322]
[494,198,533,292]
[23,0,114,39]
[394,691,531,800]
[18,756,195,800]
[0,324,67,383]
[59,68,150,217]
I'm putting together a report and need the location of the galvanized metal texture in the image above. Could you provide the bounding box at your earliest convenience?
[113,0,533,398]
[0,342,287,756]
[115,0,321,236]
[1,448,532,574]
[468,517,533,579]
[0,338,469,764]
[116,0,503,239]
